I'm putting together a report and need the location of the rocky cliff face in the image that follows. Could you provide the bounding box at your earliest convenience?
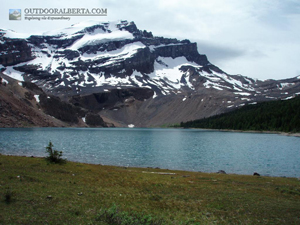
[1,21,300,127]
[0,38,33,66]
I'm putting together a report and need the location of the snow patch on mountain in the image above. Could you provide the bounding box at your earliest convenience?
[234,92,251,96]
[279,83,294,90]
[69,30,134,50]
[2,66,24,81]
[147,56,200,89]
[81,42,146,60]
[34,95,40,103]
[2,29,32,39]
[42,20,129,37]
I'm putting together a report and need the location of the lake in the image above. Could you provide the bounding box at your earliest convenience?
[0,128,299,177]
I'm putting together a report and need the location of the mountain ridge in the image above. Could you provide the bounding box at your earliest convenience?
[1,20,300,127]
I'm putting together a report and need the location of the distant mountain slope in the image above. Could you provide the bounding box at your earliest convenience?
[0,73,110,127]
[1,20,300,127]
[180,96,300,132]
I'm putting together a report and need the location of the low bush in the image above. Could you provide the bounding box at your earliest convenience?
[45,141,66,164]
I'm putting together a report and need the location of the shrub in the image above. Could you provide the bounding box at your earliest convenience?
[4,188,13,204]
[45,141,66,164]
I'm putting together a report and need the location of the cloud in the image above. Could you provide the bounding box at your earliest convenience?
[0,0,299,80]
[195,41,246,63]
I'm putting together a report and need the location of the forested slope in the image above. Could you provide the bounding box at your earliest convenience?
[180,96,300,132]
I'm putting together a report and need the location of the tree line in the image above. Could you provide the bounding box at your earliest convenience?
[180,96,300,133]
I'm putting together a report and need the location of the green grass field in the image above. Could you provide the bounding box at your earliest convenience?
[0,154,299,224]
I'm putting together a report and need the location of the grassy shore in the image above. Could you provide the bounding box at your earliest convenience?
[0,154,300,224]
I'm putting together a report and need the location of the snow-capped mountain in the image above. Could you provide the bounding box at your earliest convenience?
[1,20,300,127]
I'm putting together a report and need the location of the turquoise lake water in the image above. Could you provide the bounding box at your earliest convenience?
[0,128,299,177]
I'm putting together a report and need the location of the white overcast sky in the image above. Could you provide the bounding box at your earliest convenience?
[1,0,300,80]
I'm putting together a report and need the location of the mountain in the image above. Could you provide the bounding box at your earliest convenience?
[1,20,300,127]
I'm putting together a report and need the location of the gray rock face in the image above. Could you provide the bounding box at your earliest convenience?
[0,38,33,66]
[85,113,107,127]
[39,94,85,123]
[71,88,154,111]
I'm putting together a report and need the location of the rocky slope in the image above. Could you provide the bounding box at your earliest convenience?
[1,20,300,127]
[0,73,111,127]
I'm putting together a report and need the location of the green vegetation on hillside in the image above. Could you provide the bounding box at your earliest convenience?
[180,96,300,132]
[1,154,300,224]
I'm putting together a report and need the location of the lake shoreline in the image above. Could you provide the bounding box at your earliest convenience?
[1,153,298,179]
[184,127,300,137]
[1,125,300,137]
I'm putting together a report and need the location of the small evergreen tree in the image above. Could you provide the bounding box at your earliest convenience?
[45,141,66,164]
